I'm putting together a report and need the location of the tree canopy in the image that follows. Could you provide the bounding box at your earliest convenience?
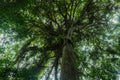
[0,0,120,80]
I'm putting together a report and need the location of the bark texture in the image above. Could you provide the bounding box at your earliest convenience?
[61,42,78,80]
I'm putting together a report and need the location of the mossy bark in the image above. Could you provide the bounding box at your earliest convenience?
[61,42,78,80]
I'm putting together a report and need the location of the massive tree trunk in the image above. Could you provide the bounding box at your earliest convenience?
[61,40,78,80]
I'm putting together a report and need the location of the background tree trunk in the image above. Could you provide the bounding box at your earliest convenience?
[61,42,78,80]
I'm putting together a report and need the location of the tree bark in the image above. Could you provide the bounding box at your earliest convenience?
[61,42,78,80]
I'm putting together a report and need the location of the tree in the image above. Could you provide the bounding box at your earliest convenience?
[0,0,120,80]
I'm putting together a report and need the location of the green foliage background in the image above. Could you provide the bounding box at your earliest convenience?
[0,0,120,80]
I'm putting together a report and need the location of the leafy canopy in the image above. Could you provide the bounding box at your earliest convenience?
[0,0,120,80]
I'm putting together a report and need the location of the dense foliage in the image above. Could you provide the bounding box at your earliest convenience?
[0,0,120,80]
